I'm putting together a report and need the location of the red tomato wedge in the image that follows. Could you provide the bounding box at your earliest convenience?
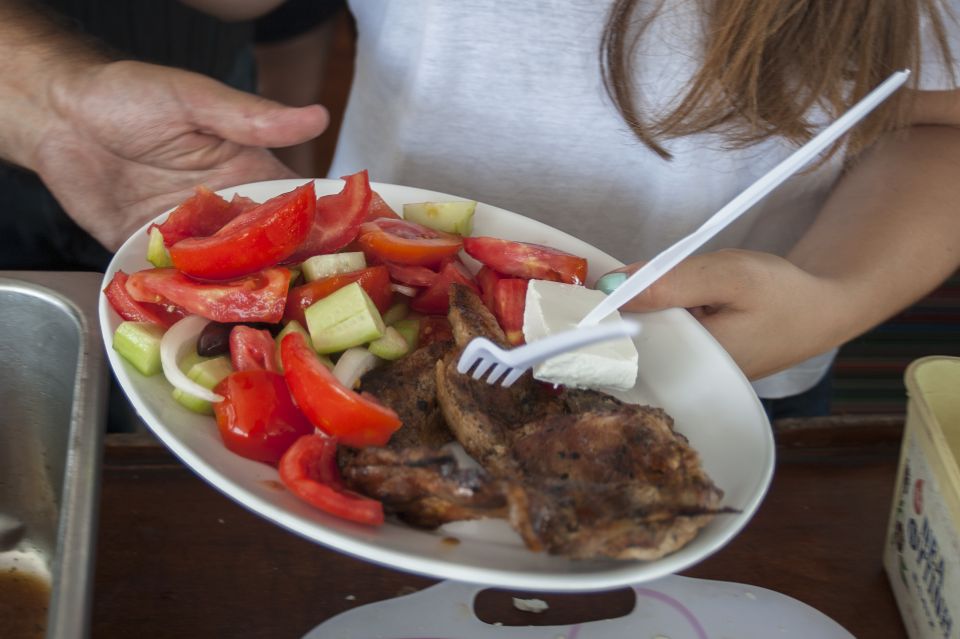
[169,182,315,280]
[474,266,505,313]
[289,171,372,261]
[212,370,313,464]
[103,270,186,328]
[463,237,588,285]
[229,325,278,372]
[493,278,528,345]
[280,333,401,448]
[410,260,479,315]
[151,187,255,247]
[278,434,384,526]
[125,267,291,324]
[357,218,463,266]
[384,262,439,288]
[366,191,401,220]
[283,266,392,326]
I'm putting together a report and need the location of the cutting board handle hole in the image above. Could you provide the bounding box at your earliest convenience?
[472,587,636,627]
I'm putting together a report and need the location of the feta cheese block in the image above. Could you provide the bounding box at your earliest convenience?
[522,280,639,391]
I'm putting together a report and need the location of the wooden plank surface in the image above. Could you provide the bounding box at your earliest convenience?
[91,421,908,638]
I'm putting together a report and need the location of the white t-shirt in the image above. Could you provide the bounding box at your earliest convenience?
[329,0,960,398]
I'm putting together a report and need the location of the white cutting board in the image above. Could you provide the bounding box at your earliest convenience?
[305,574,854,638]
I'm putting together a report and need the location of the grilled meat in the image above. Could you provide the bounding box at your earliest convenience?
[437,286,565,474]
[434,284,725,560]
[360,340,455,451]
[342,283,725,561]
[338,446,507,528]
[505,406,724,559]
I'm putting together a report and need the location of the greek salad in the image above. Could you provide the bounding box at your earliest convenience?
[105,171,589,526]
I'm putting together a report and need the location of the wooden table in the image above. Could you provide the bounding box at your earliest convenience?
[92,416,908,638]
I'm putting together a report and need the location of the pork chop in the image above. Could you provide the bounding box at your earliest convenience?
[435,284,725,560]
[360,340,455,451]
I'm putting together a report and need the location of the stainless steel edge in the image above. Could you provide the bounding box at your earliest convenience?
[0,271,108,639]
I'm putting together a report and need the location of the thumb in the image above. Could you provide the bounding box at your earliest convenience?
[596,251,749,314]
[178,73,330,148]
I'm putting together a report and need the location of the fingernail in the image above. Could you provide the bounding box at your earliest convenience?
[596,272,627,294]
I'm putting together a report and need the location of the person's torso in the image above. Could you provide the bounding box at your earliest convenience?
[329,0,957,397]
[332,0,844,268]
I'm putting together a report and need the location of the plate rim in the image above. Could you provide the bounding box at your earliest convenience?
[98,177,775,591]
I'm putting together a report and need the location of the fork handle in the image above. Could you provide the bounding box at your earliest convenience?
[505,320,642,369]
[578,69,910,327]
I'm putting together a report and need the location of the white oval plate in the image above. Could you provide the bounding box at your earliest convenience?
[99,178,774,592]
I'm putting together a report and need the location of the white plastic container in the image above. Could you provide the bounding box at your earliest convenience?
[883,357,960,638]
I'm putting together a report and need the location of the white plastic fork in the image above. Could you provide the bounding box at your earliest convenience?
[578,69,911,328]
[457,319,641,387]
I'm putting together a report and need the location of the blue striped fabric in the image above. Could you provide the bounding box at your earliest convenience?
[832,271,960,415]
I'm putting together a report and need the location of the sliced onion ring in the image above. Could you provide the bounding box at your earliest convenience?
[332,347,378,389]
[160,314,224,403]
[390,283,418,297]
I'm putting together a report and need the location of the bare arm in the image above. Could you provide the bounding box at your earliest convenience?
[0,1,329,251]
[0,2,107,168]
[787,117,960,348]
[611,89,960,380]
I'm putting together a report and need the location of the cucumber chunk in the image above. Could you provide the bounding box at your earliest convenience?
[305,282,385,354]
[403,201,476,236]
[368,326,410,361]
[113,321,165,376]
[146,227,172,268]
[391,317,421,351]
[275,320,334,372]
[381,301,410,326]
[172,355,233,415]
[301,252,367,282]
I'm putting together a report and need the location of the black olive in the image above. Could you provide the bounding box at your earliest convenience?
[196,322,232,356]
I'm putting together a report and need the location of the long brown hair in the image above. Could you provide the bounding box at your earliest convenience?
[601,0,957,160]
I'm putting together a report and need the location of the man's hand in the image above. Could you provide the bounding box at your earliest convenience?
[32,60,328,250]
[0,2,329,251]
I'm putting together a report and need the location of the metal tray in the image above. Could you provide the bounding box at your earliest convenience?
[0,271,107,639]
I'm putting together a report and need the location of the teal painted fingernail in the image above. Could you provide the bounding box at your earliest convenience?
[596,272,627,294]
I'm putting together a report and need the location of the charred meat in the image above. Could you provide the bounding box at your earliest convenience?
[342,283,725,561]
[360,340,455,451]
[338,446,507,528]
[434,284,725,560]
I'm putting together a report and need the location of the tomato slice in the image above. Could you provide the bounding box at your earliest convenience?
[278,434,384,526]
[212,370,313,464]
[289,171,372,261]
[280,333,401,448]
[103,270,186,328]
[150,187,255,247]
[410,260,479,315]
[283,265,392,326]
[365,191,401,220]
[474,266,505,313]
[126,267,292,324]
[493,278,528,345]
[357,218,463,266]
[463,237,588,285]
[229,325,278,372]
[384,262,439,288]
[169,182,315,280]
